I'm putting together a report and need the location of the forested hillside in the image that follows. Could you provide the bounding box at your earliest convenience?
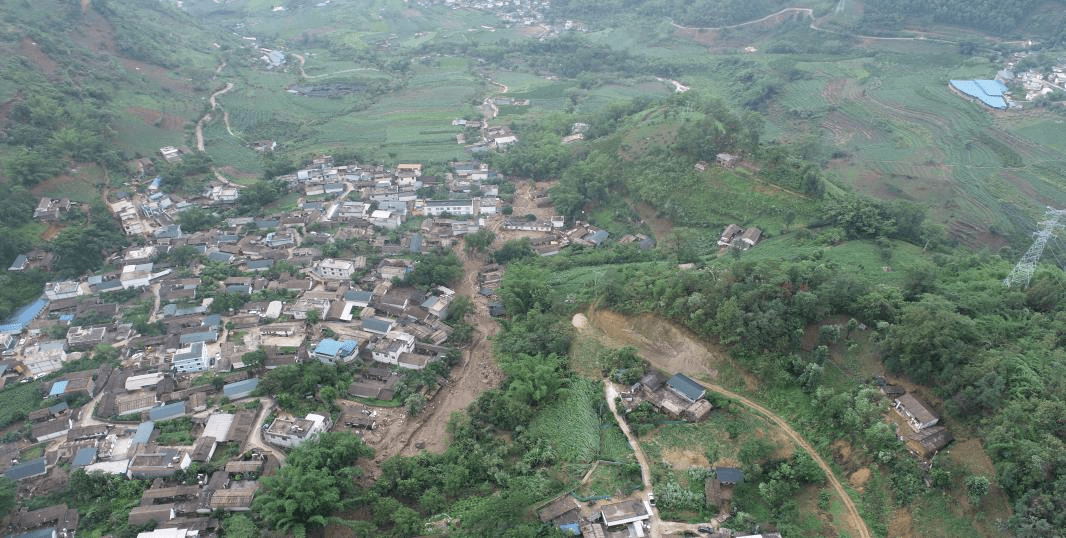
[488,94,1066,534]
[861,0,1066,34]
[0,0,229,316]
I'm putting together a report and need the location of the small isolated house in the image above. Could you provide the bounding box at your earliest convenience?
[666,373,706,402]
[894,393,939,432]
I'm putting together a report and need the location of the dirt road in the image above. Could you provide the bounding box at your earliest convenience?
[195,82,234,151]
[605,382,662,538]
[583,311,872,538]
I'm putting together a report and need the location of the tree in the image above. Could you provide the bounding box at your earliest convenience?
[966,475,990,506]
[222,514,257,538]
[0,476,15,515]
[491,238,535,265]
[464,229,496,253]
[241,349,267,372]
[499,264,550,316]
[253,433,374,536]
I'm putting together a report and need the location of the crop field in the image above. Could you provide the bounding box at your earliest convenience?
[529,377,635,464]
[756,47,1066,244]
[202,121,264,175]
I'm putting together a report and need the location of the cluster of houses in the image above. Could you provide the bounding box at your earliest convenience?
[537,489,776,538]
[539,495,655,538]
[717,224,762,251]
[0,363,275,536]
[997,52,1066,103]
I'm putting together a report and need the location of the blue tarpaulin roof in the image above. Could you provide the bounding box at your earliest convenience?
[0,296,48,333]
[49,380,69,397]
[950,79,1009,109]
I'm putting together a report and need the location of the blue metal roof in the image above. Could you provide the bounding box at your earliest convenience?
[223,378,259,399]
[409,233,423,253]
[149,401,186,422]
[950,80,1008,109]
[6,457,47,480]
[247,259,274,269]
[72,446,98,468]
[667,373,706,401]
[58,314,75,322]
[421,296,439,309]
[202,314,222,328]
[588,230,609,245]
[226,284,252,294]
[49,380,69,397]
[132,421,155,444]
[314,339,357,357]
[49,401,68,414]
[0,296,48,333]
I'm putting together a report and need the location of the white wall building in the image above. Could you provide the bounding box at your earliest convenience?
[314,258,356,280]
[263,413,331,448]
[424,199,474,216]
[172,342,211,374]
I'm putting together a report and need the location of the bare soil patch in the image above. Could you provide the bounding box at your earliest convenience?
[848,467,871,492]
[632,202,674,243]
[18,37,59,76]
[126,106,186,130]
[661,448,710,470]
[588,310,729,384]
[41,223,65,241]
[887,507,917,538]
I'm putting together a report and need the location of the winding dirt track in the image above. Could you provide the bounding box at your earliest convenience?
[583,313,872,538]
[699,383,871,538]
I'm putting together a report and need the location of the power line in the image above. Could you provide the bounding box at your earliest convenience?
[1003,208,1066,288]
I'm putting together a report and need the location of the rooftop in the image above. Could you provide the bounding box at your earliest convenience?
[950,79,1009,109]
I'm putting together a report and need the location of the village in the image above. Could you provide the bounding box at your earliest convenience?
[0,139,958,537]
[0,147,665,537]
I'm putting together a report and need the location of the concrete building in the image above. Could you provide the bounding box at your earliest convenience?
[314,258,356,280]
[424,199,474,216]
[264,413,331,448]
[172,342,211,374]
